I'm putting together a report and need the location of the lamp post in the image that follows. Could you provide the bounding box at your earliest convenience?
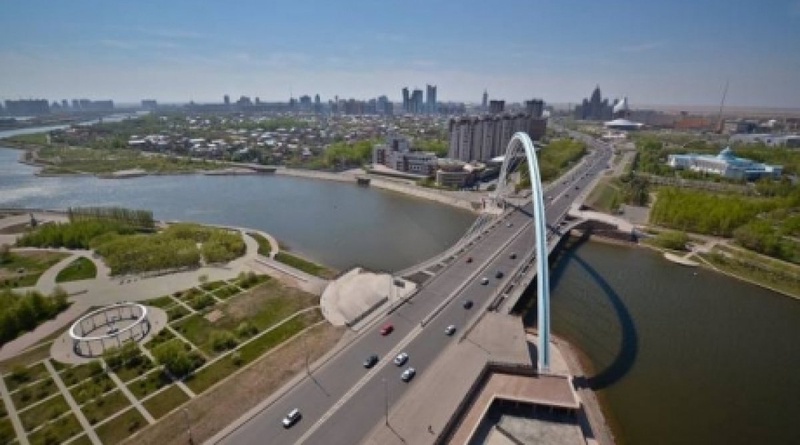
[383,378,389,426]
[183,408,193,445]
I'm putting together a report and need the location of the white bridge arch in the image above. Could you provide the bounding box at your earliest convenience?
[491,132,551,371]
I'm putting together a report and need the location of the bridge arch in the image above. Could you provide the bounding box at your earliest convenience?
[492,132,551,371]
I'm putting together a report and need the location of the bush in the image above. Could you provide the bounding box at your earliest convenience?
[191,293,215,311]
[235,321,258,339]
[651,231,690,251]
[0,289,72,346]
[152,341,195,378]
[210,331,238,352]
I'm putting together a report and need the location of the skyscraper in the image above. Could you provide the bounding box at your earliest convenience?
[426,84,437,114]
[482,90,488,111]
[574,86,612,120]
[402,87,410,113]
[224,95,230,106]
[525,99,544,118]
[411,89,424,114]
[489,100,505,114]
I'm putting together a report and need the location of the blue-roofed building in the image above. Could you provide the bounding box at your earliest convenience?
[666,147,783,181]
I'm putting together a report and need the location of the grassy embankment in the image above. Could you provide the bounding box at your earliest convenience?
[274,251,335,278]
[55,257,97,283]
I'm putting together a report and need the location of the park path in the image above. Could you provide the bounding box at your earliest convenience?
[0,372,30,445]
[44,360,102,445]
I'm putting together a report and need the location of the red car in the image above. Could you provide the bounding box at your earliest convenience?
[380,324,394,336]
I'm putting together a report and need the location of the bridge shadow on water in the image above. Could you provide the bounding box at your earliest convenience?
[521,231,639,391]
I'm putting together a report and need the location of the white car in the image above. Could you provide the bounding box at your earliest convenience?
[394,352,409,366]
[282,409,301,428]
[445,325,456,336]
[401,367,416,382]
[480,277,489,285]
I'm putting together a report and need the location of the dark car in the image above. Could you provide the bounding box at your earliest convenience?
[466,257,473,263]
[495,271,504,279]
[363,354,379,368]
[463,300,474,309]
[380,324,394,336]
[509,253,517,260]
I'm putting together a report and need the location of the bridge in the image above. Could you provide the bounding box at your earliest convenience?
[213,132,619,444]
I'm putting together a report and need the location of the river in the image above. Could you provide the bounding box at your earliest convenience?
[536,240,800,444]
[0,146,475,272]
[2,129,799,444]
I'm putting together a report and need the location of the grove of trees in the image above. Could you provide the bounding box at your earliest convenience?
[0,288,70,346]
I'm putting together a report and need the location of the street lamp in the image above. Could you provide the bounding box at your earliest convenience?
[303,331,310,376]
[383,377,389,427]
[183,408,193,445]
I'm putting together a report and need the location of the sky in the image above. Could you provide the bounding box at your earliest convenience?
[1,0,799,108]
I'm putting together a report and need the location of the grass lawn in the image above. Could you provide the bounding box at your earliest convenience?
[212,285,239,299]
[142,385,189,419]
[144,295,175,309]
[18,394,70,432]
[55,257,97,283]
[4,361,50,392]
[143,329,176,351]
[11,376,58,410]
[0,251,69,289]
[127,370,172,399]
[233,273,269,290]
[0,343,51,373]
[80,389,131,425]
[585,177,621,213]
[27,413,83,445]
[113,357,155,382]
[175,287,204,303]
[274,252,334,278]
[59,361,104,387]
[64,434,93,445]
[95,408,146,445]
[0,418,14,444]
[186,310,322,393]
[247,232,272,256]
[69,373,115,405]
[166,304,190,322]
[199,280,226,292]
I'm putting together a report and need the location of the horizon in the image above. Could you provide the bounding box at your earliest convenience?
[2,0,800,108]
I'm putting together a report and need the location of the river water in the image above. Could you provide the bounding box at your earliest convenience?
[0,146,475,272]
[2,130,799,444]
[538,240,800,444]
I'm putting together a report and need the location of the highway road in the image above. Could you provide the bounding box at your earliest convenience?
[219,135,613,445]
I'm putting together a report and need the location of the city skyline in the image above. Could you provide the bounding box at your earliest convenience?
[2,0,800,107]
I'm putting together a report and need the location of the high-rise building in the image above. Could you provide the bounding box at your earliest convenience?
[4,99,50,116]
[377,95,392,115]
[574,86,613,120]
[402,88,410,113]
[482,90,488,111]
[525,99,544,118]
[426,84,437,114]
[141,100,158,110]
[489,100,505,114]
[61,99,69,109]
[411,89,424,114]
[447,113,547,162]
[224,95,230,106]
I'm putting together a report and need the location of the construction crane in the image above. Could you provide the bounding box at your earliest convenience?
[715,79,729,134]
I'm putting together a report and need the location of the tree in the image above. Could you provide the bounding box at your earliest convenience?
[153,341,195,378]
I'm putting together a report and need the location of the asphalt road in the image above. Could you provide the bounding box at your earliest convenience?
[219,136,613,445]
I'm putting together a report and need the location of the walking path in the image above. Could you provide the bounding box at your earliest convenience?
[0,370,30,445]
[106,369,156,424]
[44,359,102,445]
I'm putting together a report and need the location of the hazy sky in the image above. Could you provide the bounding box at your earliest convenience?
[2,0,799,107]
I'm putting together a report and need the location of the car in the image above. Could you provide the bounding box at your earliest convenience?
[509,253,517,259]
[480,277,489,285]
[363,354,379,368]
[445,325,456,336]
[380,324,394,336]
[463,300,474,309]
[466,257,473,263]
[394,352,409,366]
[575,185,580,190]
[401,367,416,382]
[282,409,301,428]
[495,271,504,279]
[506,222,513,227]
